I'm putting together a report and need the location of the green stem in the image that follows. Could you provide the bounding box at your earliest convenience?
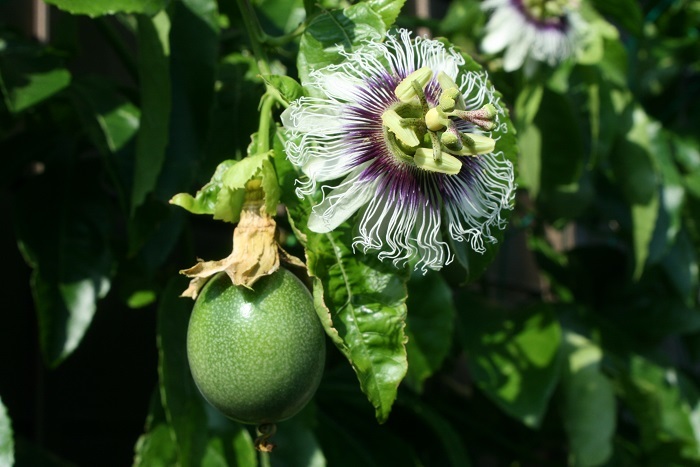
[257,93,275,154]
[235,0,272,75]
[259,450,272,467]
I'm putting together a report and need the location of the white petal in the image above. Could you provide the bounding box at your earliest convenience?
[307,164,377,233]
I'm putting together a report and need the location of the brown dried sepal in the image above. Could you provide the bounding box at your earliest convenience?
[179,184,306,299]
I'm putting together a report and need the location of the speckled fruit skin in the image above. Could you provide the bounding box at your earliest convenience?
[187,268,325,425]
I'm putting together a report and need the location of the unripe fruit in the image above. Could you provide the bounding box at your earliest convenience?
[187,269,325,424]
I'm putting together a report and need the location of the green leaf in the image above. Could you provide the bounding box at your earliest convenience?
[270,406,326,467]
[514,83,543,128]
[0,397,13,467]
[261,75,304,106]
[366,0,406,29]
[616,356,700,462]
[133,390,179,467]
[404,271,455,393]
[42,0,166,17]
[14,160,114,367]
[459,300,563,428]
[662,230,699,305]
[518,124,541,198]
[131,11,172,215]
[170,159,237,215]
[71,77,141,154]
[157,277,208,466]
[611,106,661,279]
[298,4,385,84]
[0,36,71,113]
[560,332,615,467]
[277,143,409,423]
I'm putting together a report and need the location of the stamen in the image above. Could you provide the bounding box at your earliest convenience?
[413,148,461,175]
[382,108,420,147]
[394,66,433,103]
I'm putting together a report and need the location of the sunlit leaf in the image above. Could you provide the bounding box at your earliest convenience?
[0,36,71,113]
[131,11,172,215]
[43,0,165,17]
[615,355,700,463]
[14,162,114,367]
[298,4,385,84]
[560,332,615,467]
[0,397,13,467]
[366,0,406,29]
[459,300,563,428]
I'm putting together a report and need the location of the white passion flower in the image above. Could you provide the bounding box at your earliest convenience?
[481,0,586,72]
[282,29,516,272]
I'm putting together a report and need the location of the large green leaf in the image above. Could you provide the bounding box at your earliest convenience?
[459,300,563,428]
[157,277,208,466]
[560,332,615,467]
[0,35,71,113]
[275,141,409,423]
[14,159,114,367]
[131,11,172,215]
[404,271,455,393]
[0,397,13,467]
[43,0,166,17]
[297,3,385,84]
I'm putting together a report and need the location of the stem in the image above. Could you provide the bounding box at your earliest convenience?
[95,18,139,82]
[259,450,272,467]
[256,93,275,154]
[235,0,272,75]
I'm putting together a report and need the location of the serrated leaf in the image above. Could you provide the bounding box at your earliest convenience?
[404,271,455,393]
[42,0,165,17]
[0,397,13,467]
[276,144,409,423]
[298,4,385,84]
[561,332,615,467]
[459,300,563,428]
[157,277,208,465]
[366,0,406,29]
[0,36,71,113]
[131,11,171,216]
[170,159,236,215]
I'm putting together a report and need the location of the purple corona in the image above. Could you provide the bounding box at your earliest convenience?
[282,30,515,272]
[482,0,585,72]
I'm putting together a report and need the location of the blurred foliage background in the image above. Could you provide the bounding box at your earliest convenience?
[1,0,700,466]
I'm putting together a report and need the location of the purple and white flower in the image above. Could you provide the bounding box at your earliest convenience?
[481,0,586,72]
[282,30,516,272]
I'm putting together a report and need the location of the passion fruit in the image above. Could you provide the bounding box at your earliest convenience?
[186,268,325,424]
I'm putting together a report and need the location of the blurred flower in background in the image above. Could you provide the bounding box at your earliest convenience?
[481,0,587,73]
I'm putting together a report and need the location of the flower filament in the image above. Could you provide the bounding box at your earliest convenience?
[381,67,497,175]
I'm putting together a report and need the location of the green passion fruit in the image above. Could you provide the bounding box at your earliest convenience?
[187,268,325,425]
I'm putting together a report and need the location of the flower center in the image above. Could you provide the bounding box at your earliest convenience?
[518,0,574,27]
[381,67,497,175]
